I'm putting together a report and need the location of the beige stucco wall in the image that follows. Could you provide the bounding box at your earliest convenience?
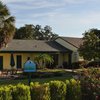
[0,52,69,69]
[0,53,37,69]
[0,53,10,69]
[58,54,63,67]
[0,52,83,70]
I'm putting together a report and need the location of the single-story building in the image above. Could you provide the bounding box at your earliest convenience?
[0,37,83,70]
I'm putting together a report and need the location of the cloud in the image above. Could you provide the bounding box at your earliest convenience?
[2,0,100,37]
[3,0,65,10]
[2,0,32,4]
[79,12,100,25]
[64,0,98,4]
[39,10,100,36]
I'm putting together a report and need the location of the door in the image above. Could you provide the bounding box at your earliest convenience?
[0,56,3,70]
[16,55,22,69]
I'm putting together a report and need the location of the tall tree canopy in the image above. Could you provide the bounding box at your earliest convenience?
[14,24,58,40]
[0,1,15,48]
[79,28,100,60]
[14,24,35,39]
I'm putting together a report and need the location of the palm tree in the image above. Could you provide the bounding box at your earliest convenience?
[34,53,54,69]
[0,1,15,48]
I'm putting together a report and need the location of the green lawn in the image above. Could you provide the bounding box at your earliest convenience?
[0,76,71,85]
[0,69,76,85]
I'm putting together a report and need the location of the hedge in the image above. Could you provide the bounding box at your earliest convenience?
[65,79,81,100]
[30,82,50,100]
[11,84,31,100]
[80,68,100,100]
[0,77,99,100]
[49,80,66,100]
[0,86,12,100]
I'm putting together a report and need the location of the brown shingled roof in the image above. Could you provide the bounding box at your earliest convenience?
[0,39,70,53]
[59,37,83,48]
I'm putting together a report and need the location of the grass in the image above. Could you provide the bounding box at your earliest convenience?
[0,76,71,85]
[0,69,76,86]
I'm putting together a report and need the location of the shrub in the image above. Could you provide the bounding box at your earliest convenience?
[12,84,31,100]
[49,80,66,100]
[0,86,12,100]
[62,61,68,69]
[30,82,50,100]
[0,88,3,100]
[86,61,100,68]
[65,79,81,100]
[71,61,87,69]
[80,68,100,100]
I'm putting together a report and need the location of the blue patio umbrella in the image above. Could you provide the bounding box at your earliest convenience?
[10,53,15,68]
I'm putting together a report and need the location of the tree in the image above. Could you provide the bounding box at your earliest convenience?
[79,28,100,60]
[43,25,58,40]
[34,24,43,40]
[14,24,35,39]
[34,53,54,69]
[14,24,58,40]
[0,1,15,48]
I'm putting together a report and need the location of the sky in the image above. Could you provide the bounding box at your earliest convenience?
[2,0,100,37]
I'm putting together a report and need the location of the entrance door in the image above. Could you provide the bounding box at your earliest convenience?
[16,55,22,69]
[0,56,3,70]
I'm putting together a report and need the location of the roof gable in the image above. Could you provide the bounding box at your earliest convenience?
[57,37,83,48]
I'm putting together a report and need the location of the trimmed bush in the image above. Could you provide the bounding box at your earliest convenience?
[0,86,12,100]
[49,80,66,100]
[0,88,3,100]
[80,68,100,100]
[65,79,81,100]
[2,68,100,100]
[12,84,31,100]
[30,82,50,100]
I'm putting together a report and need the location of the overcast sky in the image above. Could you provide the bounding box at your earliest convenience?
[2,0,100,37]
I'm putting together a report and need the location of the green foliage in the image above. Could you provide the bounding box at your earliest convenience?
[30,82,50,100]
[34,53,54,69]
[0,1,15,48]
[12,84,31,100]
[86,60,100,68]
[71,61,88,69]
[79,28,100,60]
[65,79,81,100]
[49,80,66,100]
[14,24,35,39]
[80,68,100,100]
[1,75,99,100]
[0,88,3,100]
[0,86,12,100]
[0,79,82,100]
[14,24,58,40]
